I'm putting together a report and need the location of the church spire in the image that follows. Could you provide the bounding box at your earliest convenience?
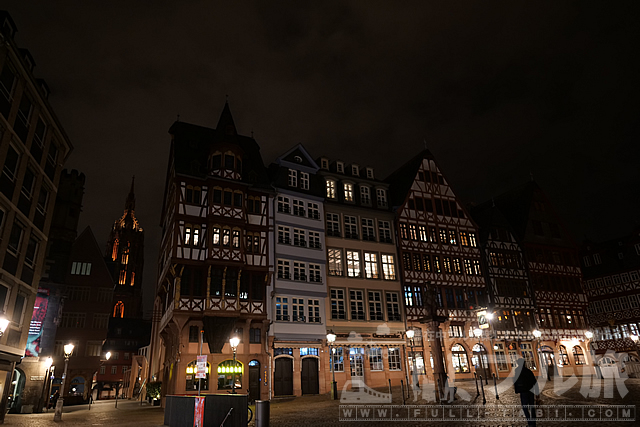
[125,176,135,212]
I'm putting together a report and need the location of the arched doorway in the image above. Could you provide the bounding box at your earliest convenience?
[301,357,319,395]
[472,344,490,380]
[539,345,556,378]
[274,358,293,396]
[248,360,260,402]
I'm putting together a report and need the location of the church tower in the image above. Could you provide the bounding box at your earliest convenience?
[105,177,145,318]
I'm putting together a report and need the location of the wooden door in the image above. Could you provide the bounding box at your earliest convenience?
[301,358,319,395]
[274,358,293,396]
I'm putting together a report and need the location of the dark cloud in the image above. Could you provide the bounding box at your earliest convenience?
[3,1,639,312]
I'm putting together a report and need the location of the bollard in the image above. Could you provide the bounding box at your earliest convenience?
[388,379,392,398]
[479,376,486,405]
[400,380,406,405]
[255,400,270,427]
[474,372,479,396]
[493,373,499,400]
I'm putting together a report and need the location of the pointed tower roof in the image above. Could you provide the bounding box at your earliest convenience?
[125,176,135,212]
[215,102,237,136]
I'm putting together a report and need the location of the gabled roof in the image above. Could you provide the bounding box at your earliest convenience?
[492,181,538,241]
[168,104,271,189]
[66,226,114,286]
[470,199,515,243]
[384,149,433,207]
[276,143,319,170]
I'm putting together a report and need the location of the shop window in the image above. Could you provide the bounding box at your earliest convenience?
[186,360,210,391]
[217,360,242,390]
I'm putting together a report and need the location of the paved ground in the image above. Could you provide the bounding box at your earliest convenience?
[4,377,638,426]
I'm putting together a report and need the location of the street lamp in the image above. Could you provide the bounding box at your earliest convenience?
[229,336,240,394]
[473,328,488,385]
[53,343,74,421]
[532,329,546,380]
[406,329,419,389]
[326,331,337,400]
[0,315,10,336]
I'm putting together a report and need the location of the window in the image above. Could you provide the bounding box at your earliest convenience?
[378,221,391,243]
[7,222,23,254]
[60,312,86,328]
[293,199,305,216]
[468,233,477,247]
[494,343,509,371]
[308,299,320,323]
[409,224,417,240]
[111,366,117,375]
[100,366,106,375]
[277,226,290,245]
[366,168,374,179]
[275,297,289,321]
[399,223,408,239]
[92,313,109,329]
[333,347,344,372]
[113,301,124,318]
[277,196,290,213]
[300,172,309,190]
[307,202,319,219]
[249,328,261,343]
[288,169,297,187]
[388,347,401,370]
[344,215,358,238]
[21,168,35,200]
[367,291,384,320]
[346,251,361,277]
[308,231,321,249]
[232,230,240,248]
[326,213,340,237]
[184,226,192,245]
[360,186,370,204]
[439,228,448,244]
[330,289,346,319]
[376,189,387,207]
[326,180,336,198]
[369,347,383,371]
[350,290,365,320]
[361,218,375,240]
[344,184,353,202]
[364,252,379,279]
[386,292,401,321]
[419,226,427,242]
[277,259,290,280]
[459,232,469,246]
[559,345,570,365]
[212,227,221,245]
[309,264,321,282]
[293,262,306,281]
[293,228,305,247]
[448,229,457,245]
[573,346,585,365]
[451,344,470,373]
[292,298,305,321]
[189,325,200,342]
[463,259,472,275]
[328,249,343,276]
[472,260,481,275]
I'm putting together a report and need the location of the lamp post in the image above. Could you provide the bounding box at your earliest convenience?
[326,331,337,400]
[473,328,488,385]
[53,343,74,421]
[533,329,546,380]
[229,336,240,394]
[406,329,419,389]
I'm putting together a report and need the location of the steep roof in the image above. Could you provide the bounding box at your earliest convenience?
[384,149,433,208]
[168,104,270,189]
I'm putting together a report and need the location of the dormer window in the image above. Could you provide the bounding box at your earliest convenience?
[225,154,235,169]
[210,153,222,170]
[326,180,336,199]
[351,165,359,176]
[321,159,329,170]
[376,189,387,207]
[288,169,297,187]
[337,162,344,173]
[366,168,374,179]
[360,186,370,204]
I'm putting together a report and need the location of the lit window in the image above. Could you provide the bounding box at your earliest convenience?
[346,251,361,278]
[326,180,336,198]
[118,270,126,285]
[113,301,124,318]
[364,253,379,279]
[344,183,354,202]
[184,226,192,245]
[381,255,396,280]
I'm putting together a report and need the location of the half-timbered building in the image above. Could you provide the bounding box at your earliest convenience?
[581,229,640,373]
[319,158,406,391]
[149,103,272,401]
[471,201,537,378]
[267,145,328,397]
[385,150,486,387]
[494,181,591,377]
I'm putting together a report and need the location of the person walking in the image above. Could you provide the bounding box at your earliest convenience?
[50,390,59,410]
[513,358,538,427]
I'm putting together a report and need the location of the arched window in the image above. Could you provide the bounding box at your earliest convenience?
[572,346,585,365]
[217,359,243,390]
[186,360,210,391]
[111,239,119,261]
[559,345,570,365]
[451,344,470,373]
[70,376,85,396]
[113,301,124,318]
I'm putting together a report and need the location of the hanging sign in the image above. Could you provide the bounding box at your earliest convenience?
[196,355,207,379]
[477,310,490,329]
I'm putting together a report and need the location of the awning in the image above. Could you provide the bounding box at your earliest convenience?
[203,316,238,353]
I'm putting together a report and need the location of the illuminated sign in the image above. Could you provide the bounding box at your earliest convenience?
[477,310,489,330]
[26,290,49,357]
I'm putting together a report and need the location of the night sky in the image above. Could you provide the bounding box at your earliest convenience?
[3,2,639,314]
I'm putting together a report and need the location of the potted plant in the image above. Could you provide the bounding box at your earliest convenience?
[146,381,162,406]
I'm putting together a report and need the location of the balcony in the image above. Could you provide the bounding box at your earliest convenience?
[276,314,290,321]
[308,241,321,249]
[278,237,291,245]
[308,211,320,220]
[345,232,359,240]
[294,274,307,282]
[278,205,291,214]
[293,315,306,322]
[362,234,377,242]
[293,239,306,247]
[329,269,344,277]
[293,207,305,217]
[309,275,322,283]
[308,316,322,323]
[327,229,341,237]
[277,272,291,280]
